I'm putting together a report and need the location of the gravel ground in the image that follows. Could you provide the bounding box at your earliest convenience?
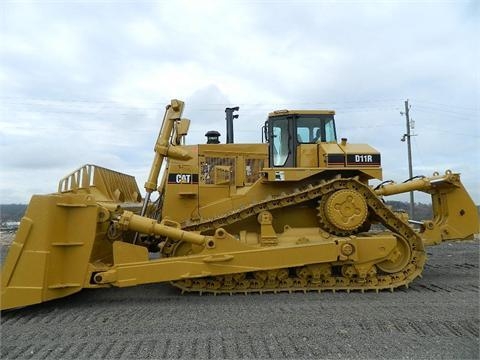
[0,232,478,360]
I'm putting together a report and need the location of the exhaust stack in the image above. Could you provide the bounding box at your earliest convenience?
[225,106,239,144]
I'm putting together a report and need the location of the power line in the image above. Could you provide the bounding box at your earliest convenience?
[2,95,477,116]
[414,105,477,120]
[415,100,478,112]
[0,96,406,114]
[1,101,409,123]
[421,126,480,138]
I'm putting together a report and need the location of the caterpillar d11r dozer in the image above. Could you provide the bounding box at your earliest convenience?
[1,99,478,310]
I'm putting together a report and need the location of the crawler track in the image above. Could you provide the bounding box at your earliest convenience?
[164,177,426,294]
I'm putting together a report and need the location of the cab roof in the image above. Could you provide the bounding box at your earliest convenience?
[268,109,335,117]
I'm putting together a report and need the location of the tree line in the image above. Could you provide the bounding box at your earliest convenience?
[1,204,27,223]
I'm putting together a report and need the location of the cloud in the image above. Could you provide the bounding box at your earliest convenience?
[127,19,166,48]
[0,1,478,207]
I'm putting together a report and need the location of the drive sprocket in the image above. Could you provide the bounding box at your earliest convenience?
[317,188,369,236]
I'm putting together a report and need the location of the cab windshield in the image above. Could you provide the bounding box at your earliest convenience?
[296,115,336,143]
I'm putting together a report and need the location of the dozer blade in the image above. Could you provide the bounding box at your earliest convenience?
[1,194,98,310]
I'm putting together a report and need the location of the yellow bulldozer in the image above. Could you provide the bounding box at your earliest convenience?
[1,99,478,310]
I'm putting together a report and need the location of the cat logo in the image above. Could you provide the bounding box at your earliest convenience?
[168,173,199,184]
[176,174,191,183]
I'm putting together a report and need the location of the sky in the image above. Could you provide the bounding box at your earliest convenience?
[0,0,479,208]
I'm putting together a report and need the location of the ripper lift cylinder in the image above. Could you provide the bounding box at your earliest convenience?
[140,99,185,216]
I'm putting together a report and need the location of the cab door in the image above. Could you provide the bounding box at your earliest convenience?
[269,116,296,168]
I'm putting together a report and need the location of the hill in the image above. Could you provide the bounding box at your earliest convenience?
[384,200,433,220]
[0,204,27,223]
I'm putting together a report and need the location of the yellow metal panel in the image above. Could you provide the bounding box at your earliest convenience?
[235,155,245,186]
[113,241,149,265]
[339,143,379,153]
[263,168,325,181]
[198,143,268,155]
[268,110,335,117]
[197,186,233,218]
[296,144,319,167]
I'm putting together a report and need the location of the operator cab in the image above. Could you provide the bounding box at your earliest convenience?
[264,110,337,167]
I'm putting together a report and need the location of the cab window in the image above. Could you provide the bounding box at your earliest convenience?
[325,117,336,142]
[296,115,336,143]
[272,118,290,166]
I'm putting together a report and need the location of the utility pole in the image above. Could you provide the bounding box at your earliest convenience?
[401,99,415,218]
